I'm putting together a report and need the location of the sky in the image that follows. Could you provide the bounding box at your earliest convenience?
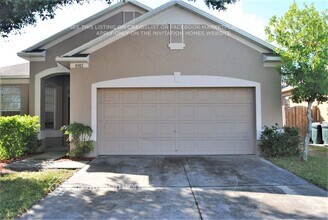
[0,0,326,67]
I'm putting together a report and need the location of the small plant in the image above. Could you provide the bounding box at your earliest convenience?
[259,123,301,157]
[61,122,93,158]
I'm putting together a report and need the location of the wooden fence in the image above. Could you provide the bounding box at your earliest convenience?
[283,105,322,138]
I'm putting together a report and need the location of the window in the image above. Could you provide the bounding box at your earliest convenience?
[45,87,55,129]
[0,86,21,116]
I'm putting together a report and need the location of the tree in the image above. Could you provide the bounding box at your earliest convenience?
[265,3,328,161]
[0,0,238,38]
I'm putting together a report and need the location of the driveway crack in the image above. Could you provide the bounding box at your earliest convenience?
[183,161,203,220]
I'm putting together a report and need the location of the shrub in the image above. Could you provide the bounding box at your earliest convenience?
[259,124,301,157]
[0,115,40,160]
[61,122,93,158]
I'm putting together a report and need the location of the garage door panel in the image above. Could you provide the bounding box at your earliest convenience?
[213,140,234,154]
[213,89,232,103]
[232,88,253,104]
[214,123,233,134]
[213,105,232,120]
[120,123,138,137]
[177,89,194,103]
[140,140,157,153]
[140,89,158,103]
[177,140,195,152]
[102,122,119,137]
[101,104,119,120]
[196,140,214,153]
[159,104,176,120]
[139,123,157,137]
[140,104,157,120]
[159,122,176,137]
[194,105,213,120]
[158,140,176,153]
[195,89,213,103]
[177,104,194,120]
[234,139,253,154]
[100,140,119,154]
[234,123,253,136]
[98,88,255,155]
[99,89,121,103]
[122,89,138,103]
[177,122,195,137]
[232,104,253,121]
[121,140,139,153]
[122,104,138,120]
[196,123,214,137]
[159,90,176,103]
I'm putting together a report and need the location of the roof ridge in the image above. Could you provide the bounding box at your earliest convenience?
[20,0,151,52]
[61,0,274,57]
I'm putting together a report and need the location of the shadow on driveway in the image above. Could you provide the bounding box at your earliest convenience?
[20,156,328,219]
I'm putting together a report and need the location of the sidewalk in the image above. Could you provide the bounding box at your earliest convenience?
[6,152,67,171]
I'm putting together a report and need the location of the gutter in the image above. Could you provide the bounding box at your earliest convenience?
[263,54,281,62]
[17,51,46,61]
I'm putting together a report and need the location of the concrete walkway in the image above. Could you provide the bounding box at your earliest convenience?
[20,156,328,219]
[6,152,66,171]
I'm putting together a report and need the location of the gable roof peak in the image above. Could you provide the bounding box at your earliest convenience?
[18,0,151,55]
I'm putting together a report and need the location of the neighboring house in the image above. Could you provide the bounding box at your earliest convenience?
[0,63,29,116]
[2,0,282,156]
[282,86,328,137]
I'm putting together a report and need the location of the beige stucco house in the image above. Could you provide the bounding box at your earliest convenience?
[1,0,282,156]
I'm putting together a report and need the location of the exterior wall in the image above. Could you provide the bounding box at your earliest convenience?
[21,84,29,115]
[70,26,282,156]
[71,26,282,125]
[26,4,147,149]
[29,8,145,115]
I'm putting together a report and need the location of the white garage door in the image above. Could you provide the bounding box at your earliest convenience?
[97,88,255,155]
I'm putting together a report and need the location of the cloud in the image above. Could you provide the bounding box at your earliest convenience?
[210,0,267,40]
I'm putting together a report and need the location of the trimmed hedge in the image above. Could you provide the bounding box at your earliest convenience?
[0,115,40,160]
[259,124,301,157]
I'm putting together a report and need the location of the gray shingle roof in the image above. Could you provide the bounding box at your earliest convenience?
[0,63,29,78]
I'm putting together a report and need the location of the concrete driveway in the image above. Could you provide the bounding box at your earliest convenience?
[21,156,328,219]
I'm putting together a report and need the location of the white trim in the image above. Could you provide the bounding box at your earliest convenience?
[263,54,281,62]
[38,130,63,139]
[34,67,70,120]
[91,75,262,142]
[168,43,186,50]
[56,56,89,63]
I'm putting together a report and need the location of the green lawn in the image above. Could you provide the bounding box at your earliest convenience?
[268,146,328,191]
[0,169,75,219]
